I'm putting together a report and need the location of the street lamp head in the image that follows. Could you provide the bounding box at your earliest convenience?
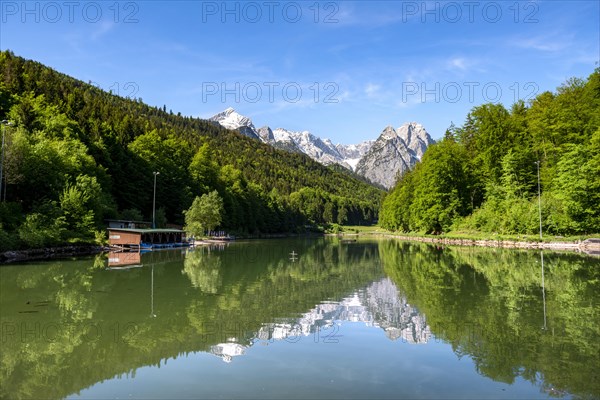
[1,120,13,126]
[154,171,160,176]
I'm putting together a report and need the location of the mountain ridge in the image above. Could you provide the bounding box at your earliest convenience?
[209,108,374,170]
[209,108,435,189]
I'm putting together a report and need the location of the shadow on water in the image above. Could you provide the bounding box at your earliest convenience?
[0,238,598,399]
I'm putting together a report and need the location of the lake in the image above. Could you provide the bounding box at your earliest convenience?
[1,238,598,399]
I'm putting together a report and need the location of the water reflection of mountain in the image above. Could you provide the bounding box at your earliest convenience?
[211,278,431,362]
[210,342,246,363]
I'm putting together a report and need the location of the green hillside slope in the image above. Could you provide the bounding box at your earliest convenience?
[0,51,383,249]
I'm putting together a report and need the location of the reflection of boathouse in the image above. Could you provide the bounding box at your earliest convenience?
[107,228,186,249]
[107,251,142,268]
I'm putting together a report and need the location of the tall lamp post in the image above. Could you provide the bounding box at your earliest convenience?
[152,171,160,228]
[535,161,542,240]
[1,120,14,202]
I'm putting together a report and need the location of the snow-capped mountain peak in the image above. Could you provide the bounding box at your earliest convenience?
[209,108,373,170]
[209,108,259,140]
[207,108,434,187]
[271,128,348,167]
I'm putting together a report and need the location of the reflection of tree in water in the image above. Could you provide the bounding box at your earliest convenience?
[182,248,223,294]
[15,257,100,323]
[379,240,600,399]
[1,258,105,399]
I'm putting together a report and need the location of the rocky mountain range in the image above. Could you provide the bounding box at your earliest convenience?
[209,108,434,189]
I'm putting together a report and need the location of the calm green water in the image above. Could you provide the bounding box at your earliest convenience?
[1,238,599,399]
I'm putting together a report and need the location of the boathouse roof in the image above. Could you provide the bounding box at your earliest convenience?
[107,228,185,234]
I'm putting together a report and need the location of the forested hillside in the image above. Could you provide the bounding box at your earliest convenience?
[0,51,383,250]
[380,69,600,235]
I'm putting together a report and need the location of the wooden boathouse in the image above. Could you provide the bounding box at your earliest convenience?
[107,228,187,249]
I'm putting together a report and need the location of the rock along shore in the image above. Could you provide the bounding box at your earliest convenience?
[373,234,600,254]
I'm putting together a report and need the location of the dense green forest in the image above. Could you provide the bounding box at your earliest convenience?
[0,51,383,250]
[380,69,600,235]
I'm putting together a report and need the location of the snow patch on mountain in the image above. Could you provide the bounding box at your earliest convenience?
[344,158,362,171]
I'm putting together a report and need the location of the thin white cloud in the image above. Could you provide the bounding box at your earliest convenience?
[444,56,487,76]
[365,83,381,98]
[91,20,116,40]
[326,2,412,28]
[447,57,467,71]
[512,34,573,53]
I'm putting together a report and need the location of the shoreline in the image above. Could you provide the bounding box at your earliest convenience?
[2,232,599,265]
[0,245,107,265]
[0,232,322,265]
[334,232,600,255]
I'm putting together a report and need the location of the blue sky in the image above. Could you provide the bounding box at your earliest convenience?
[1,1,598,143]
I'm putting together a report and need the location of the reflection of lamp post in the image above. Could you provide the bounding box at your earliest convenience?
[540,251,546,330]
[0,120,14,202]
[150,264,156,318]
[535,161,542,240]
[152,171,160,228]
